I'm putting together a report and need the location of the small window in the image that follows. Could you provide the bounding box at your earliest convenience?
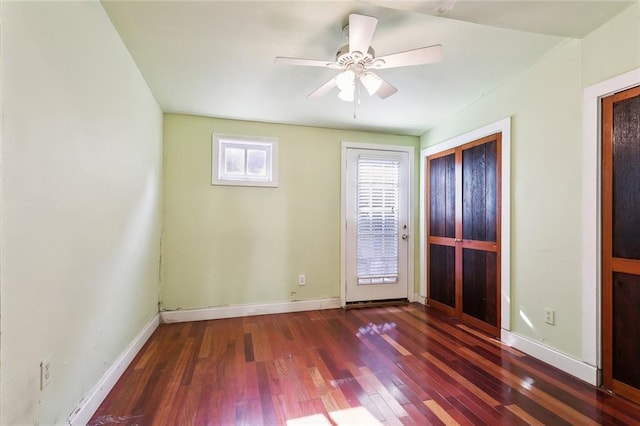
[212,134,278,187]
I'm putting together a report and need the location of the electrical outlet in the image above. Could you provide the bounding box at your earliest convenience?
[40,356,52,390]
[298,274,306,286]
[544,308,555,325]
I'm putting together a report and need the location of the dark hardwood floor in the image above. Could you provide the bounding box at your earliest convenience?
[89,304,640,425]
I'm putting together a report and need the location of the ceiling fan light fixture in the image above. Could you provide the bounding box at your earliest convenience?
[335,69,355,92]
[338,88,354,102]
[361,72,383,96]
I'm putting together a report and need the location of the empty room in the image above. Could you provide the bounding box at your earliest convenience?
[2,0,640,424]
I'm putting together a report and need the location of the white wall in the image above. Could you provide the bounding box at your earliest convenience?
[1,1,163,424]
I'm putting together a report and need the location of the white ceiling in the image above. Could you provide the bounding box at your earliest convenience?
[102,0,635,136]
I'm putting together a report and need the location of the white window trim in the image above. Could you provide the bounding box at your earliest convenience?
[211,134,279,187]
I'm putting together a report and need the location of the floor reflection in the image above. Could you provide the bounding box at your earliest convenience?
[356,322,397,337]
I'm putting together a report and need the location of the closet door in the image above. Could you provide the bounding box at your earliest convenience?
[427,150,457,315]
[426,134,501,336]
[460,137,500,336]
[602,85,640,404]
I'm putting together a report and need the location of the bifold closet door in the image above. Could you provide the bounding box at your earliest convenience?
[602,85,640,404]
[460,138,500,335]
[427,134,501,337]
[427,150,457,315]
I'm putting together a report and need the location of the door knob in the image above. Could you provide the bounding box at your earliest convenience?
[402,234,409,240]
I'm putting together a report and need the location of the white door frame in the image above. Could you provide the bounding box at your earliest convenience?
[582,67,640,374]
[419,117,511,330]
[340,142,415,307]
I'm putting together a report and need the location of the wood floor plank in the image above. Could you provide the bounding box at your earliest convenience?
[503,349,640,423]
[400,401,440,425]
[150,338,195,424]
[381,333,412,356]
[505,403,546,426]
[243,358,260,400]
[89,304,640,425]
[359,366,409,418]
[456,323,526,357]
[256,361,278,425]
[369,392,404,425]
[275,391,303,422]
[298,398,326,417]
[424,399,461,426]
[235,397,263,426]
[459,346,600,425]
[421,350,501,407]
[165,385,200,425]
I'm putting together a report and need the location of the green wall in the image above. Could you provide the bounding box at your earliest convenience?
[1,1,163,424]
[421,3,640,359]
[162,115,419,310]
[582,2,640,88]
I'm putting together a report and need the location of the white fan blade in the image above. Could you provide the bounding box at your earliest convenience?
[275,57,336,68]
[349,14,377,55]
[308,77,337,98]
[374,76,397,99]
[375,45,443,69]
[436,0,456,14]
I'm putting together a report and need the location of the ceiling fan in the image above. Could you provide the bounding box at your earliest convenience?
[275,13,442,106]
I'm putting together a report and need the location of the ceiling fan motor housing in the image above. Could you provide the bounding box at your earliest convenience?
[335,44,379,69]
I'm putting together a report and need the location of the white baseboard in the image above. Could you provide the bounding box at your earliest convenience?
[160,297,342,323]
[66,314,160,426]
[415,294,426,305]
[501,329,598,385]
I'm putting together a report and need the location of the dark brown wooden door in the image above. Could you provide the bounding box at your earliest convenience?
[427,134,501,336]
[602,85,640,404]
[427,149,457,316]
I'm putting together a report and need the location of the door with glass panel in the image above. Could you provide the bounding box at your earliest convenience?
[426,134,501,336]
[345,148,410,303]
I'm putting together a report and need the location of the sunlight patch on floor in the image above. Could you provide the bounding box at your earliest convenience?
[286,413,333,426]
[286,406,384,426]
[329,407,384,425]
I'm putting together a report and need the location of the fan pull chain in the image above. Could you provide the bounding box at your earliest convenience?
[353,93,357,119]
[353,78,361,119]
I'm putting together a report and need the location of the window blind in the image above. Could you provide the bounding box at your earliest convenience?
[356,155,400,285]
